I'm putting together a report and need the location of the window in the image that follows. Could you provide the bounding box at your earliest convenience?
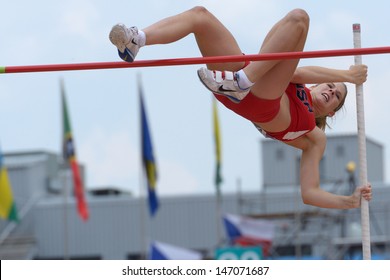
[276,148,284,160]
[336,145,345,157]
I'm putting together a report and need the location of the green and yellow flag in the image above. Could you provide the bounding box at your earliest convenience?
[213,99,223,191]
[0,149,19,222]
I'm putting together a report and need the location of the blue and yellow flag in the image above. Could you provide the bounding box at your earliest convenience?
[138,76,159,216]
[0,149,19,222]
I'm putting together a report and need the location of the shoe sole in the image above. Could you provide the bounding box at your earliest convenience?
[109,25,127,51]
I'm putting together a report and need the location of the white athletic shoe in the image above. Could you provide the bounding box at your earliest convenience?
[109,24,143,62]
[197,68,250,103]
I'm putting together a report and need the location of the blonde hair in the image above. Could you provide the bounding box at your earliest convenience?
[315,83,348,131]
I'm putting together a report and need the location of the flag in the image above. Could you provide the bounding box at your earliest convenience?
[213,99,223,191]
[0,149,18,222]
[61,80,89,221]
[149,241,202,260]
[223,213,275,256]
[138,76,159,216]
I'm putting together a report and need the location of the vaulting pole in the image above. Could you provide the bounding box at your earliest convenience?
[353,23,371,260]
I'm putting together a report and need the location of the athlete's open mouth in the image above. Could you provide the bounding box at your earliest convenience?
[321,93,329,102]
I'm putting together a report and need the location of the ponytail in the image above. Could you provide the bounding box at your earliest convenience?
[316,116,328,131]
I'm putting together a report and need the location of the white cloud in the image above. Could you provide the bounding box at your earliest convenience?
[157,159,199,196]
[78,126,139,190]
[77,125,200,196]
[58,0,100,42]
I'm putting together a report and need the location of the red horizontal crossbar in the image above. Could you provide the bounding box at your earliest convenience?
[1,46,390,74]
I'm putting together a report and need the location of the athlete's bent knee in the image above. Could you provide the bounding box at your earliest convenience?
[190,6,211,18]
[286,9,310,30]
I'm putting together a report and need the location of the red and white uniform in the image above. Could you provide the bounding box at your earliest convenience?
[214,83,316,142]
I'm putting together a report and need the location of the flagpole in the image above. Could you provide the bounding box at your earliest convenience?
[212,99,223,247]
[216,184,223,247]
[60,78,70,260]
[61,79,89,221]
[138,160,148,260]
[236,177,243,215]
[62,170,69,260]
[137,73,148,260]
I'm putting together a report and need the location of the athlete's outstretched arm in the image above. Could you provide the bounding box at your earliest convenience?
[291,64,367,85]
[299,128,372,209]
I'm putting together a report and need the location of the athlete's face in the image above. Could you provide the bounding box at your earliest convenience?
[311,83,347,117]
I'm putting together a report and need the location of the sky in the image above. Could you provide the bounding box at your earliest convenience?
[1,0,390,198]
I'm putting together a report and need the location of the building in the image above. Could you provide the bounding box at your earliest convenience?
[262,133,384,188]
[0,134,389,260]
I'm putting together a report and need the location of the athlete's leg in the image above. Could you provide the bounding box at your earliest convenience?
[143,6,244,71]
[197,9,309,101]
[244,9,309,100]
[109,6,242,71]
